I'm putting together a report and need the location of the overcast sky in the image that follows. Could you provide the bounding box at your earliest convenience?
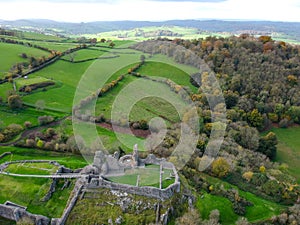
[0,0,300,22]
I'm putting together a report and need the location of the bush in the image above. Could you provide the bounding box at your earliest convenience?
[38,116,54,125]
[211,157,230,178]
[242,171,253,182]
[0,133,5,142]
[8,95,23,109]
[24,121,32,129]
[36,139,44,148]
[25,139,35,147]
[279,118,290,128]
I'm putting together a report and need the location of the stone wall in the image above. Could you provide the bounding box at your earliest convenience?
[0,152,12,159]
[87,177,180,200]
[0,204,50,225]
[55,179,84,225]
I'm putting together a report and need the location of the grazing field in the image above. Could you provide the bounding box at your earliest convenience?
[15,76,51,88]
[0,146,87,169]
[136,61,197,93]
[32,41,78,52]
[0,106,62,127]
[22,32,66,42]
[267,127,300,183]
[4,162,59,175]
[196,175,285,225]
[62,48,105,61]
[0,82,13,100]
[22,60,93,112]
[0,175,75,218]
[0,42,49,78]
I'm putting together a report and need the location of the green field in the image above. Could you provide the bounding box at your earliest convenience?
[21,60,93,112]
[108,165,174,188]
[196,175,285,225]
[0,175,74,218]
[15,76,51,88]
[136,61,198,92]
[4,162,58,175]
[0,105,62,127]
[0,42,49,78]
[62,48,105,62]
[22,32,65,42]
[267,127,300,183]
[89,26,229,41]
[0,146,87,169]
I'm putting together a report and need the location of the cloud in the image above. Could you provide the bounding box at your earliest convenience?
[149,0,226,2]
[0,0,299,22]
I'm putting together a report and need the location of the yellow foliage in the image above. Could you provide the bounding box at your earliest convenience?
[259,165,266,173]
[242,171,254,182]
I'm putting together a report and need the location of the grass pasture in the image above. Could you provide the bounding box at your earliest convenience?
[267,126,300,183]
[196,175,285,225]
[62,48,105,62]
[0,105,62,127]
[21,60,93,112]
[0,42,49,78]
[15,76,51,88]
[4,162,59,175]
[0,146,87,169]
[136,60,198,93]
[0,174,75,218]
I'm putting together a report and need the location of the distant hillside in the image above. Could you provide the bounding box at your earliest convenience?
[1,19,300,41]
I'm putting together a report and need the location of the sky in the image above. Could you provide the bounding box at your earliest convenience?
[0,0,300,22]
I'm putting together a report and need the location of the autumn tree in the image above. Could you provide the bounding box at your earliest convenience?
[211,157,230,178]
[8,94,23,109]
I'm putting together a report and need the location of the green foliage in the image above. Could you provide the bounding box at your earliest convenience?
[36,139,44,148]
[8,95,23,109]
[258,132,278,160]
[247,109,264,129]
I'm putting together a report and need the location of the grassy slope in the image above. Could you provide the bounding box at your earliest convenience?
[197,174,285,225]
[4,162,58,175]
[0,42,49,78]
[0,146,87,169]
[267,127,300,183]
[0,146,86,217]
[21,60,92,112]
[0,105,63,127]
[62,48,105,61]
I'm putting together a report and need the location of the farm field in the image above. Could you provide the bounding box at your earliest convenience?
[0,105,62,127]
[268,127,300,183]
[1,27,300,225]
[0,42,49,78]
[4,162,59,175]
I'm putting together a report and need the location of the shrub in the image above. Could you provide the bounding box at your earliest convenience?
[242,171,254,182]
[24,121,32,129]
[279,118,290,128]
[211,157,230,178]
[0,133,5,142]
[8,95,23,109]
[38,116,54,126]
[25,139,35,148]
[259,165,266,173]
[36,139,44,148]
